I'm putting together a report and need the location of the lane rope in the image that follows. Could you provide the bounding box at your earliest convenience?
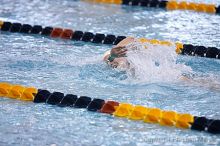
[0,82,220,134]
[85,0,220,15]
[1,20,220,59]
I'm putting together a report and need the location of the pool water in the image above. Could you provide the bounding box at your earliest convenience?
[0,0,220,145]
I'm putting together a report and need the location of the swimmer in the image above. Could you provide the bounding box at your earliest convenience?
[103,37,135,69]
[103,37,220,91]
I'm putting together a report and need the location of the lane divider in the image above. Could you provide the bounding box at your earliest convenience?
[0,82,220,134]
[85,0,220,15]
[1,20,220,59]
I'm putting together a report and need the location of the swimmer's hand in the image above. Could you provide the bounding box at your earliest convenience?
[111,46,127,57]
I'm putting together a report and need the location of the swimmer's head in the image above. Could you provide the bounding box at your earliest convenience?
[103,50,111,61]
[111,57,129,69]
[102,37,141,69]
[103,49,129,69]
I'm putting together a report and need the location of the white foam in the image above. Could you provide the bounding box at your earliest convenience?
[121,41,192,83]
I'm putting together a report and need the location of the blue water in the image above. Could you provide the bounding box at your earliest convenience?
[0,0,220,145]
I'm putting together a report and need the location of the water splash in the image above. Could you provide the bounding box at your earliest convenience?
[121,41,192,83]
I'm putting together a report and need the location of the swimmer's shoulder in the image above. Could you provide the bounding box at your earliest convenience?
[116,37,135,47]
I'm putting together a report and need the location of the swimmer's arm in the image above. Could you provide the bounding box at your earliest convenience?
[103,36,133,62]
[103,46,127,62]
[110,46,127,57]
